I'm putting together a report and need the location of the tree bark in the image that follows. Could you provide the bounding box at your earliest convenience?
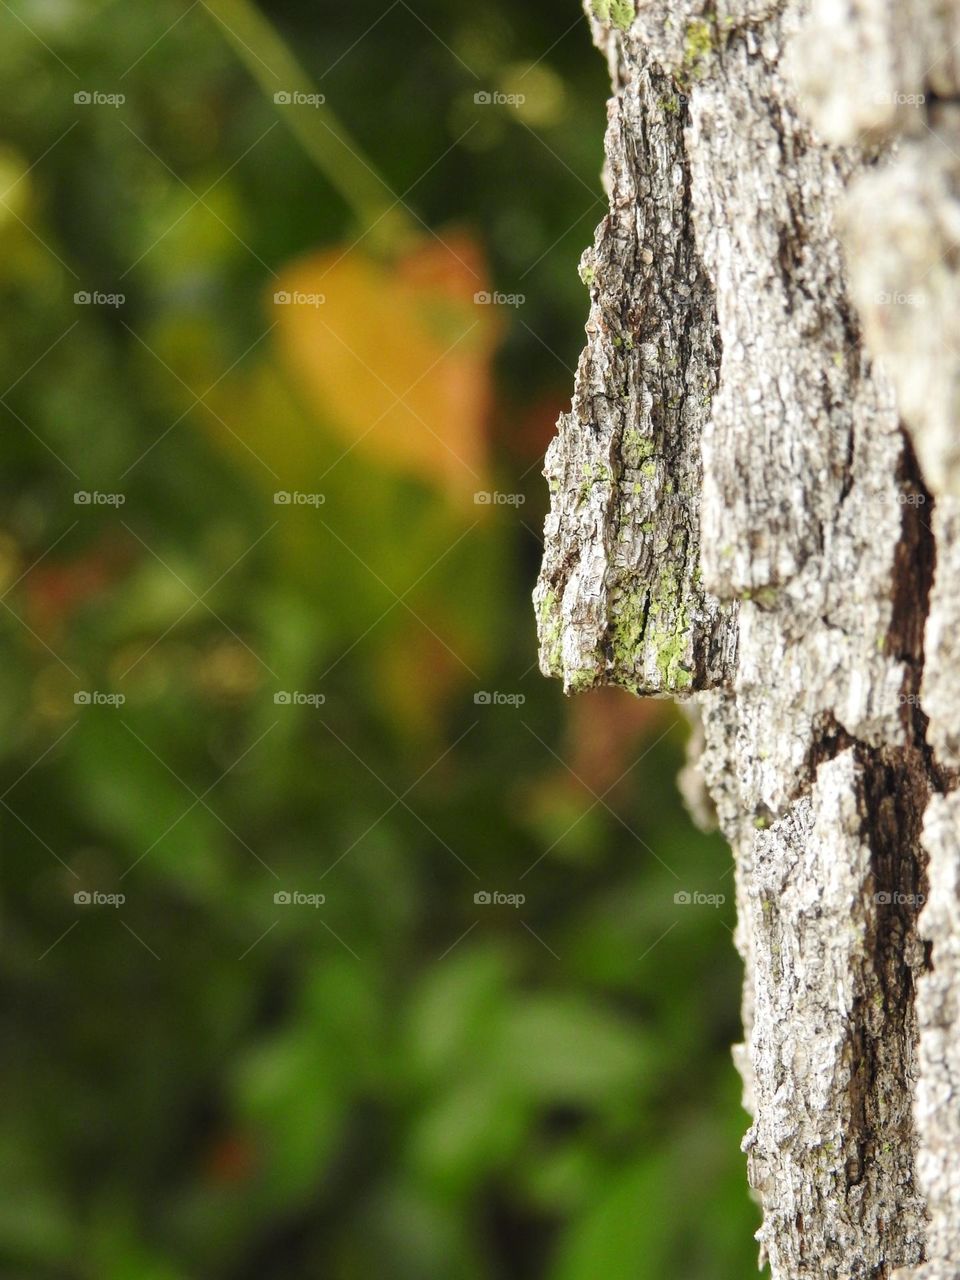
[534,2,960,1275]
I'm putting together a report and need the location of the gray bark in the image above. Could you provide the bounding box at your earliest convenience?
[534,2,960,1275]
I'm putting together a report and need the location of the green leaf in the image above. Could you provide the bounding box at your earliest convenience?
[549,1155,673,1280]
[496,995,647,1104]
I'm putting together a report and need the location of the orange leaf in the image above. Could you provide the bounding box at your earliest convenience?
[272,231,499,503]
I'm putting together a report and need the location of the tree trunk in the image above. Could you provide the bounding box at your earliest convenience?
[534,2,960,1275]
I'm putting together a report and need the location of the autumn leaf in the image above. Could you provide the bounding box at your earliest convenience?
[271,232,499,503]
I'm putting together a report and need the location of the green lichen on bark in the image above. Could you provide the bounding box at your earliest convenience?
[535,588,563,677]
[590,0,635,31]
[682,17,713,78]
[608,564,694,695]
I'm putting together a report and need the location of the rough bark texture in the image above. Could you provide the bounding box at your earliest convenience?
[535,1,960,1275]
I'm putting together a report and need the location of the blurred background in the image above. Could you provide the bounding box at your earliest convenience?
[0,1,756,1276]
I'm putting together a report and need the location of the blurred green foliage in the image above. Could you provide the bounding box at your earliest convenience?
[0,0,756,1276]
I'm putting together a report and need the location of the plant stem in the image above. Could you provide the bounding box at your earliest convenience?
[204,0,417,250]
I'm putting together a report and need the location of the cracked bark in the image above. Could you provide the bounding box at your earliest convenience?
[534,2,960,1275]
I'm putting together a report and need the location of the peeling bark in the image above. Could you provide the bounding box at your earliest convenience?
[535,2,960,1275]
